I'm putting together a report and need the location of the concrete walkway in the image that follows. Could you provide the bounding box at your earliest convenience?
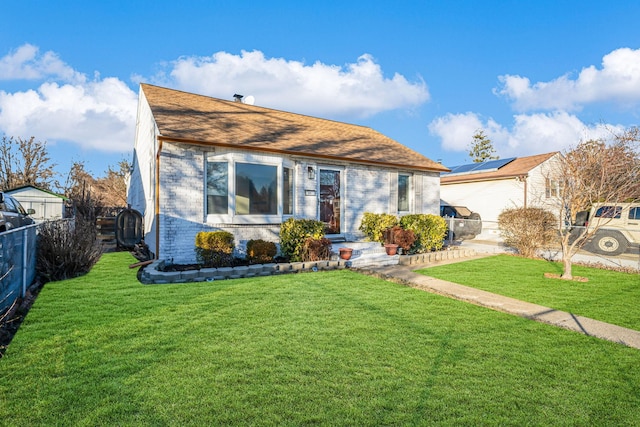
[363,259,640,350]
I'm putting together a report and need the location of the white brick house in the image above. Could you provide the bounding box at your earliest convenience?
[127,84,448,264]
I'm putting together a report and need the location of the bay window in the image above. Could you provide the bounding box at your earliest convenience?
[206,153,294,223]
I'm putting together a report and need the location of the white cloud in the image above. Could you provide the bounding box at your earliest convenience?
[429,110,622,160]
[495,48,640,112]
[0,44,85,83]
[154,50,429,118]
[0,79,137,152]
[428,112,508,152]
[0,44,137,153]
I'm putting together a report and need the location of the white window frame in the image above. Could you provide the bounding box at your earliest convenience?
[205,152,294,224]
[397,173,412,214]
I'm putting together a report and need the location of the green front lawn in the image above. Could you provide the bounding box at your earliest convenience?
[418,254,640,331]
[1,252,639,425]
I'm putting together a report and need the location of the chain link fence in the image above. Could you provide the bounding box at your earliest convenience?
[0,224,38,313]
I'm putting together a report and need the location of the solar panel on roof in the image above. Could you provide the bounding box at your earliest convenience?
[442,157,516,176]
[447,164,477,174]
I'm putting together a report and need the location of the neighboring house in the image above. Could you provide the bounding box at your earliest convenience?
[5,185,69,221]
[440,152,561,238]
[127,84,448,264]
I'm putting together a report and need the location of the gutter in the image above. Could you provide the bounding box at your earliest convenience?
[156,135,449,174]
[155,139,163,258]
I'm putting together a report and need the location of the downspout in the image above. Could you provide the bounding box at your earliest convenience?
[155,139,163,258]
[521,175,528,208]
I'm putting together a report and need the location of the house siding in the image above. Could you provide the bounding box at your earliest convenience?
[440,153,562,238]
[127,88,160,253]
[143,142,440,264]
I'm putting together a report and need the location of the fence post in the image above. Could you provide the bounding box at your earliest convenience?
[22,228,28,298]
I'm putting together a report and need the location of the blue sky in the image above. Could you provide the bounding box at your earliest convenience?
[1,1,640,181]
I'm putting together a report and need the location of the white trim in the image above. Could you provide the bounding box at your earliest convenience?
[205,152,294,224]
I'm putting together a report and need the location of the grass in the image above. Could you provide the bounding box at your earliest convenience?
[0,252,638,425]
[418,254,640,331]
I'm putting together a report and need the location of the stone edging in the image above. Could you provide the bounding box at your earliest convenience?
[139,248,478,285]
[140,259,354,284]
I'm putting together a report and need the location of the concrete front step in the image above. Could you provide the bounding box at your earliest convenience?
[332,241,478,269]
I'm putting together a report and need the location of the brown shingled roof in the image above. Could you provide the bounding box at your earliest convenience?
[440,152,559,184]
[141,84,448,172]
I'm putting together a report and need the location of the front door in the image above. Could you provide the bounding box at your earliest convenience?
[319,169,341,235]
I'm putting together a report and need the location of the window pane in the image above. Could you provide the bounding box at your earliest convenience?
[236,163,277,215]
[629,207,640,220]
[206,161,228,215]
[398,174,409,212]
[595,206,622,218]
[283,167,293,215]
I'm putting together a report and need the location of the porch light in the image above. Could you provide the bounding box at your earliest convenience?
[307,166,315,180]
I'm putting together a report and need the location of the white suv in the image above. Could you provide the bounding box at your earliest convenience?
[575,202,640,256]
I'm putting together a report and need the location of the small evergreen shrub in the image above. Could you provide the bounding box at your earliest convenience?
[359,213,398,243]
[301,237,333,261]
[195,231,235,267]
[399,214,447,252]
[279,218,325,262]
[498,207,557,258]
[246,239,277,264]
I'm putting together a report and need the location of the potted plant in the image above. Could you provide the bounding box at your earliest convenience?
[338,247,353,260]
[383,225,416,255]
[383,226,399,255]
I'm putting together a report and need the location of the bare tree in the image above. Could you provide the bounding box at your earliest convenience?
[0,135,56,190]
[62,159,130,218]
[93,160,130,208]
[547,127,640,279]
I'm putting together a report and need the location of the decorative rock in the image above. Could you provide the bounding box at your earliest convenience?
[248,265,263,277]
[216,267,234,279]
[198,267,218,280]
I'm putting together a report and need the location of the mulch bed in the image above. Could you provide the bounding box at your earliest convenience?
[543,272,589,282]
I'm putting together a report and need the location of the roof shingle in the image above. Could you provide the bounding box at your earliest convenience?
[141,84,448,172]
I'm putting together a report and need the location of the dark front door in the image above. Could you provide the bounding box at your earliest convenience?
[319,169,341,235]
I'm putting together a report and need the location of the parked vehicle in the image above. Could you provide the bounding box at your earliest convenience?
[0,192,36,232]
[573,202,640,256]
[440,204,482,240]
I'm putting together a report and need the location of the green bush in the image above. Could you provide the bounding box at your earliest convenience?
[498,207,557,258]
[301,237,333,261]
[195,231,235,267]
[279,218,325,262]
[246,239,277,264]
[399,214,447,253]
[359,212,398,243]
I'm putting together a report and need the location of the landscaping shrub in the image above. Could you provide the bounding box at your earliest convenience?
[301,237,333,261]
[498,207,557,258]
[37,217,103,283]
[195,231,235,267]
[246,239,277,264]
[383,225,417,252]
[399,214,447,253]
[359,212,398,243]
[279,218,325,262]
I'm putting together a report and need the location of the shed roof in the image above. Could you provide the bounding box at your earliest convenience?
[441,152,559,184]
[5,185,68,199]
[141,84,448,172]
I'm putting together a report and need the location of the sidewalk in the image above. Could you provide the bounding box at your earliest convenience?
[364,259,640,350]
